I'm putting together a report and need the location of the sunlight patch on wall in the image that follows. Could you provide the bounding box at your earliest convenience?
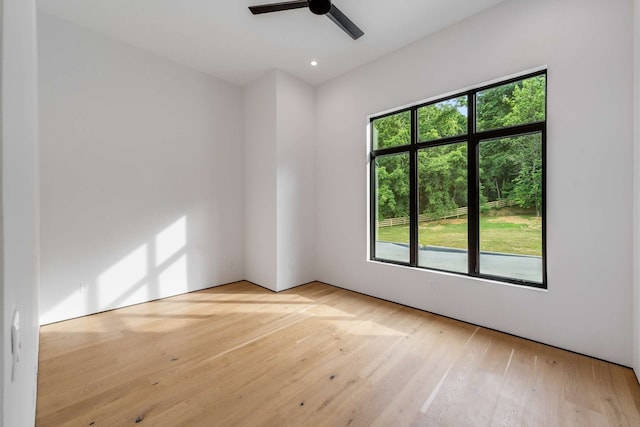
[159,253,188,295]
[40,291,89,325]
[156,216,186,266]
[41,216,192,324]
[98,244,148,310]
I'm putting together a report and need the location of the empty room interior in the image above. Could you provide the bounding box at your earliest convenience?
[3,0,640,425]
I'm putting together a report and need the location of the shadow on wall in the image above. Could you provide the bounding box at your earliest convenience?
[41,216,191,324]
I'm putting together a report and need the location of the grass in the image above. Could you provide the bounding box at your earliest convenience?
[377,209,542,256]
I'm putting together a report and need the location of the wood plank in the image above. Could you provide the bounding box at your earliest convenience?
[36,281,640,426]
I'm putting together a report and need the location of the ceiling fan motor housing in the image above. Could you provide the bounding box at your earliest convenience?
[309,0,332,15]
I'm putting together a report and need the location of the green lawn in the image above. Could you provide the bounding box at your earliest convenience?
[377,213,542,256]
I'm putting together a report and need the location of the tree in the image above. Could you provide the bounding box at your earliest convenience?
[418,143,467,218]
[416,98,468,218]
[504,76,546,126]
[476,84,514,131]
[477,76,545,214]
[372,111,411,219]
[375,154,409,220]
[418,97,467,142]
[372,111,410,149]
[479,138,519,202]
[373,74,545,219]
[504,76,545,215]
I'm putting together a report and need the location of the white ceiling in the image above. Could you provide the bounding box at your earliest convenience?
[37,0,506,86]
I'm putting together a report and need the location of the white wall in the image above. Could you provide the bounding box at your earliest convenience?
[244,72,278,291]
[633,0,640,378]
[316,0,635,365]
[244,70,315,292]
[275,71,315,291]
[38,13,245,324]
[2,0,40,425]
[1,0,4,415]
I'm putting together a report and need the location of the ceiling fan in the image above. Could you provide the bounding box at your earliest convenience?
[249,0,364,40]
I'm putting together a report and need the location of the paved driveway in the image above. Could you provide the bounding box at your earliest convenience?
[375,241,542,283]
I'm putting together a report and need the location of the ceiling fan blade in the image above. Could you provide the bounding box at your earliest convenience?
[249,1,309,14]
[326,4,364,40]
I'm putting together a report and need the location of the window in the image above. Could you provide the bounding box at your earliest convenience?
[370,71,546,288]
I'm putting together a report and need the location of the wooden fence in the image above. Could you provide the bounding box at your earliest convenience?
[376,199,515,228]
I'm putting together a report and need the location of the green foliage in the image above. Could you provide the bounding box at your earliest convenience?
[373,74,546,220]
[479,133,542,216]
[375,154,409,220]
[418,143,467,218]
[476,84,514,131]
[372,111,411,149]
[504,76,546,126]
[418,97,467,142]
[512,136,543,215]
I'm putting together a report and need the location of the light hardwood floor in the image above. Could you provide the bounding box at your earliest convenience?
[36,281,640,426]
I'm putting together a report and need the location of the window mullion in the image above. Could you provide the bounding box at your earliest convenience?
[409,108,418,266]
[468,92,479,275]
[369,150,377,260]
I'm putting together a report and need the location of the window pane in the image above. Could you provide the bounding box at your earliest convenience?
[417,143,468,273]
[476,75,546,132]
[417,96,467,142]
[479,133,543,283]
[372,111,411,150]
[374,153,410,263]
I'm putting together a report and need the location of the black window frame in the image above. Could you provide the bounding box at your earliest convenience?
[369,70,547,289]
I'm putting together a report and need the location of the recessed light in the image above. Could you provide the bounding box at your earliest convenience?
[310,60,318,67]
